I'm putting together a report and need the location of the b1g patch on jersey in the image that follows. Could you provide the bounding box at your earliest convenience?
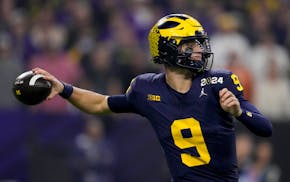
[200,77,224,87]
[147,94,161,102]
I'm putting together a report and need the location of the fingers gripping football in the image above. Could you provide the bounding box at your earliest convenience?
[219,88,242,117]
[32,67,64,100]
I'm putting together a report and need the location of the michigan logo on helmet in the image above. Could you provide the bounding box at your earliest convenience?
[148,14,213,73]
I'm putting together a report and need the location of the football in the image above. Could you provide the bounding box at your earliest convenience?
[12,71,52,105]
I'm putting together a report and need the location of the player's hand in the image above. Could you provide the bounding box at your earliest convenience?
[219,88,242,117]
[32,67,64,100]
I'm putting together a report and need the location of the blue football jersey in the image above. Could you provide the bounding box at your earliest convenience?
[108,69,272,182]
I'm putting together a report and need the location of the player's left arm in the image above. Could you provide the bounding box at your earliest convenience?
[219,72,272,137]
[235,96,272,137]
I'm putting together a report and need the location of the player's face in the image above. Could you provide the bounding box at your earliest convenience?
[179,41,203,61]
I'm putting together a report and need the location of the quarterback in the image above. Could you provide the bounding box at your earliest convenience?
[33,14,272,182]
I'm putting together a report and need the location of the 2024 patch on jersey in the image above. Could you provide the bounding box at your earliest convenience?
[126,70,244,182]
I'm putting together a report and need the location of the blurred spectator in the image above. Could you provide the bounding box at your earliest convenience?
[64,0,96,58]
[211,12,251,69]
[28,9,82,113]
[0,32,23,109]
[80,43,115,93]
[108,11,139,49]
[271,4,290,46]
[239,141,281,182]
[7,9,36,64]
[70,116,115,182]
[226,51,254,101]
[114,47,159,91]
[126,0,157,43]
[246,2,273,44]
[90,0,121,40]
[108,11,153,89]
[254,58,290,121]
[0,0,14,28]
[249,32,289,83]
[236,133,254,181]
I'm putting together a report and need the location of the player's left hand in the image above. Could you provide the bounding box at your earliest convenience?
[219,88,242,117]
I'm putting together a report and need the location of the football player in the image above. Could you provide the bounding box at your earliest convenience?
[33,14,272,182]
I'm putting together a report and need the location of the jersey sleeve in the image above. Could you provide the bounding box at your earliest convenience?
[216,70,272,137]
[107,77,140,114]
[107,94,135,113]
[236,97,272,137]
[223,71,244,96]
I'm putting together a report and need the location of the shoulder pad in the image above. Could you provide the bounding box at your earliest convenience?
[126,73,162,94]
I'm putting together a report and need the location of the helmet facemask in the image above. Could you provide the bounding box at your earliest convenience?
[175,38,214,73]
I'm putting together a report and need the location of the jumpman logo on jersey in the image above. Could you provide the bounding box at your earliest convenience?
[199,87,208,98]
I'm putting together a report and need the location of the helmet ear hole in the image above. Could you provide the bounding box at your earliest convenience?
[158,39,179,66]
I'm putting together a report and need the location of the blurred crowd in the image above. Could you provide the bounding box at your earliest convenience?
[236,132,281,182]
[0,0,289,181]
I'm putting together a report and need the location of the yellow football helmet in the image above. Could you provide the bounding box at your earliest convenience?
[148,14,213,72]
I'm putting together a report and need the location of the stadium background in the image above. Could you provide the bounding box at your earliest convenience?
[0,0,289,181]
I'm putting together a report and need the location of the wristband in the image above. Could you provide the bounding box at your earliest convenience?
[59,82,73,99]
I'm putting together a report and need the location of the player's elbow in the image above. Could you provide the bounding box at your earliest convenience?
[82,105,108,115]
[90,97,110,115]
[94,104,110,114]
